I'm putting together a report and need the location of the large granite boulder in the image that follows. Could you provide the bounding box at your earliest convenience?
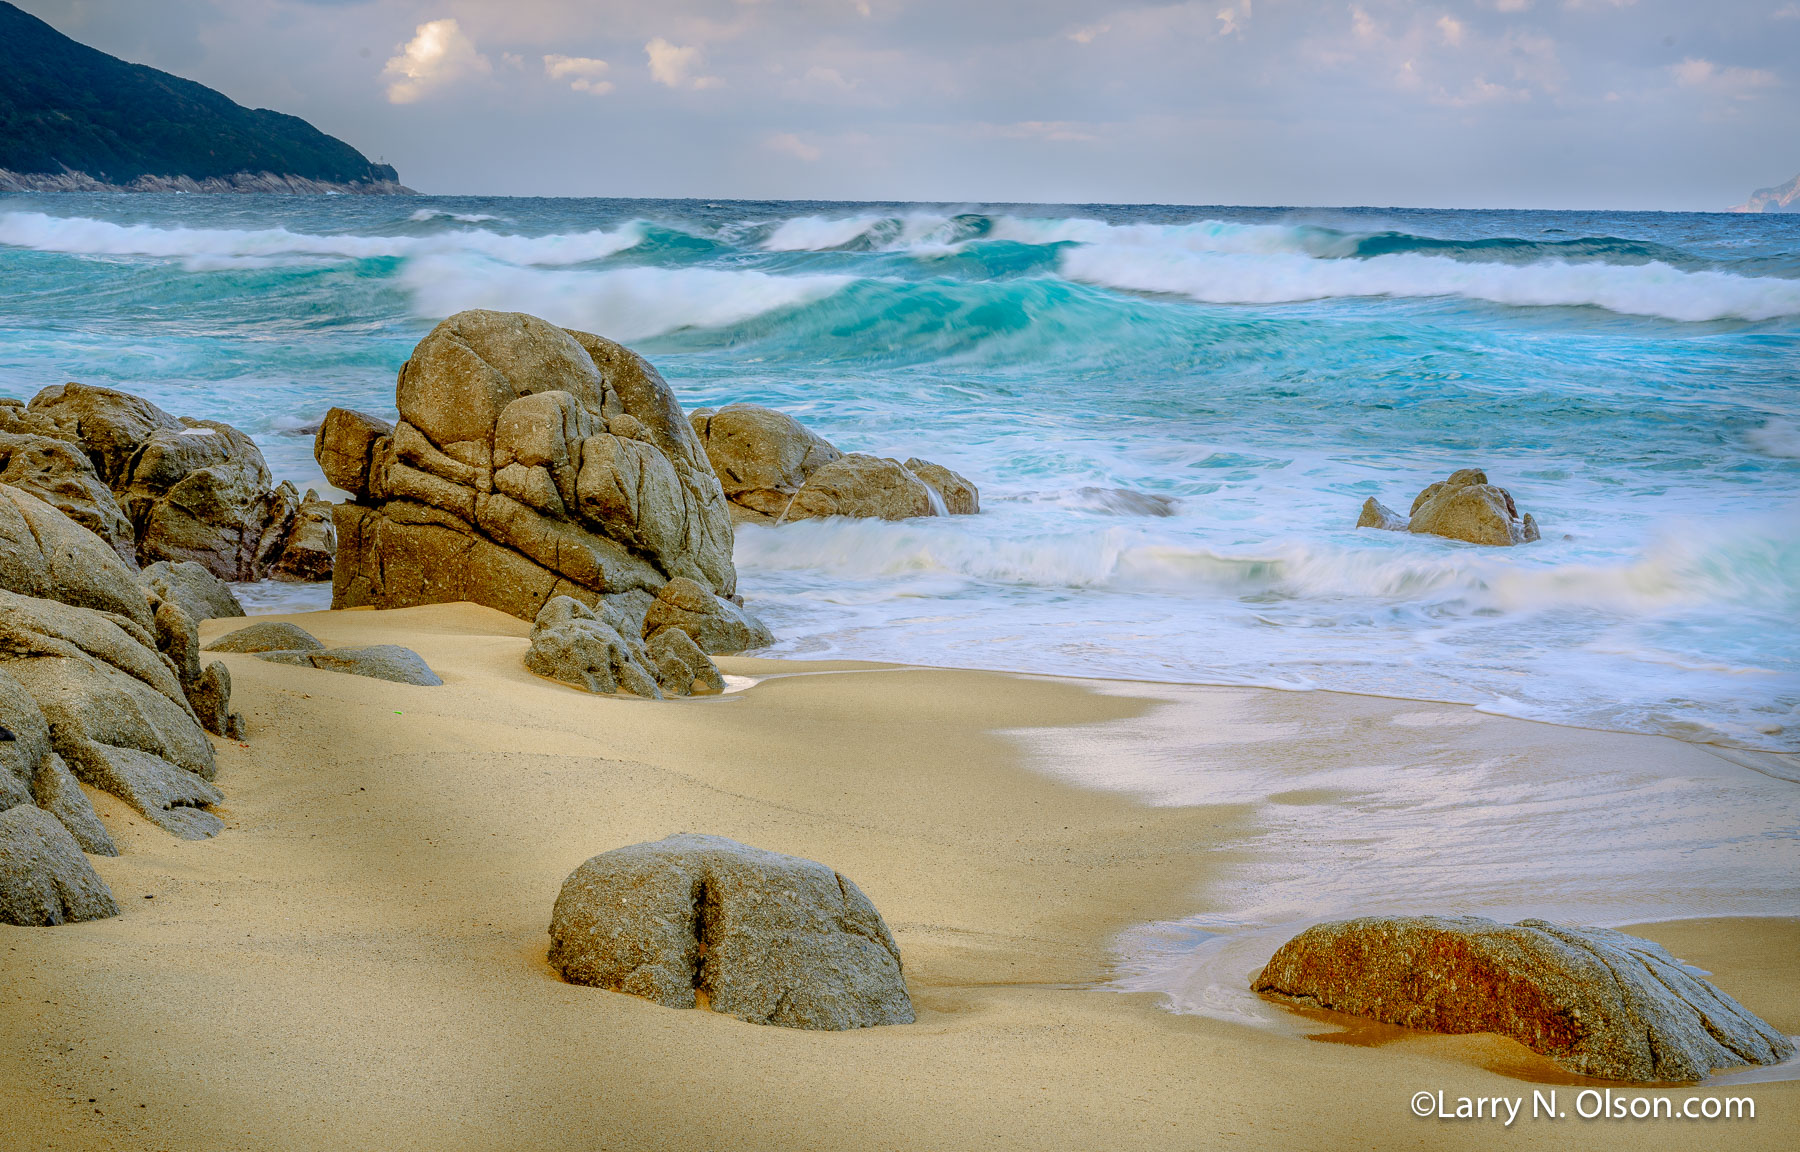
[27,382,300,579]
[323,310,740,623]
[548,834,914,1030]
[0,588,224,840]
[0,483,152,627]
[690,403,978,525]
[1357,469,1540,545]
[0,428,136,563]
[0,804,119,926]
[137,560,246,622]
[1253,915,1795,1083]
[641,577,772,655]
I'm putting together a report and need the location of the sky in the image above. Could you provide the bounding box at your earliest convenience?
[16,0,1800,208]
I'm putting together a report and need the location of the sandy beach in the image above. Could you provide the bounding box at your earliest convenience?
[1,603,1792,1150]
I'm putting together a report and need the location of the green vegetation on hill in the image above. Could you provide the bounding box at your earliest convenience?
[0,1,398,187]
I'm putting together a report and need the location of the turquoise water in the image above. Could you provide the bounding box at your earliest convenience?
[2,195,1797,751]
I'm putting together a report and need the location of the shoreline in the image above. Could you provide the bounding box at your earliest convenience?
[1,603,1793,1149]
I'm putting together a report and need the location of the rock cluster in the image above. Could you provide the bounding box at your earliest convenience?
[1357,468,1540,546]
[318,310,746,630]
[524,595,724,699]
[3,383,332,581]
[1,477,239,927]
[1253,915,1795,1083]
[689,404,978,525]
[548,834,915,1031]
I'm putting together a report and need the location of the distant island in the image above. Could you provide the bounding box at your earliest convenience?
[1730,172,1799,214]
[0,1,408,194]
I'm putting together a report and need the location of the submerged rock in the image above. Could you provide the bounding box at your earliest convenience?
[689,403,978,525]
[322,310,739,622]
[0,804,119,926]
[258,644,442,686]
[1355,497,1408,532]
[1253,915,1796,1083]
[548,834,914,1030]
[1356,469,1539,545]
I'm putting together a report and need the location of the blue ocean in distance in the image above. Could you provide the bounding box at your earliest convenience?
[1,194,1796,752]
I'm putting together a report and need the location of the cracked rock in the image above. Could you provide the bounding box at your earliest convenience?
[548,833,915,1031]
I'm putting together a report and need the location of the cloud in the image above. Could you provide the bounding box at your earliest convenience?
[1672,56,1780,98]
[981,121,1100,142]
[1216,2,1251,38]
[766,132,821,161]
[1437,15,1464,47]
[1067,23,1109,44]
[646,37,722,90]
[544,54,613,94]
[381,18,490,104]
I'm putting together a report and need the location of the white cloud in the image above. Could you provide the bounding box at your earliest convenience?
[766,132,821,161]
[1672,56,1780,98]
[1067,23,1109,44]
[544,54,613,94]
[1438,15,1465,46]
[1216,2,1252,38]
[1495,0,1532,10]
[647,37,723,90]
[980,120,1100,142]
[381,18,490,104]
[1773,2,1800,19]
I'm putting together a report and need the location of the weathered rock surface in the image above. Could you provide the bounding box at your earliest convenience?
[644,626,725,697]
[27,382,301,579]
[31,753,117,856]
[0,428,136,563]
[548,834,914,1030]
[258,644,442,686]
[315,407,393,496]
[323,310,739,622]
[269,490,336,582]
[904,457,980,516]
[206,621,323,654]
[1358,469,1539,545]
[523,596,666,699]
[0,588,223,839]
[1,483,153,626]
[137,560,246,622]
[1253,915,1796,1083]
[1,669,115,855]
[1355,497,1408,532]
[0,804,119,926]
[641,577,772,655]
[689,403,978,525]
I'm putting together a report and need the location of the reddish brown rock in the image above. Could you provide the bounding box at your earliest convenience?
[1253,915,1794,1083]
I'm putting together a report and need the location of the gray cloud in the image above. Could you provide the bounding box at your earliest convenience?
[13,0,1799,207]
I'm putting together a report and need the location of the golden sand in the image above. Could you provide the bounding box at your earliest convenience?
[2,603,1792,1150]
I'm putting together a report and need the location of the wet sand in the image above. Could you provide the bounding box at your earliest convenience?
[1,603,1792,1150]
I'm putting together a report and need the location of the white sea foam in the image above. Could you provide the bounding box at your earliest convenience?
[1059,241,1800,322]
[761,214,888,252]
[408,208,503,224]
[398,256,852,341]
[0,211,645,268]
[1748,418,1800,460]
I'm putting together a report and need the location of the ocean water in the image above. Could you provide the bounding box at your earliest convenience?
[2,194,1797,753]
